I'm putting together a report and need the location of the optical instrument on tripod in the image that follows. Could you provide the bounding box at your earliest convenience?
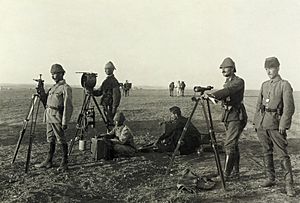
[68,72,111,156]
[12,74,45,173]
[164,85,226,191]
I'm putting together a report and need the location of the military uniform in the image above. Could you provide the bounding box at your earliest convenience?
[253,57,295,196]
[35,64,73,172]
[44,79,73,144]
[169,82,175,96]
[106,124,136,157]
[94,62,121,125]
[211,57,247,179]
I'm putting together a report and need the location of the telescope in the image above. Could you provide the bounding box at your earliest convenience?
[193,85,213,93]
[76,72,97,91]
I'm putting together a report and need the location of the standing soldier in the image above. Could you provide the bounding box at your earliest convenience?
[93,61,121,126]
[169,82,175,96]
[180,81,186,97]
[35,64,73,172]
[209,57,247,180]
[253,57,295,196]
[176,81,181,97]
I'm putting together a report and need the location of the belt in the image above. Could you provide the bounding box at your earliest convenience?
[46,105,63,111]
[265,108,277,113]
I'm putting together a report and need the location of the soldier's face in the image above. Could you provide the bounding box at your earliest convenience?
[105,68,114,75]
[170,113,178,120]
[265,67,279,79]
[51,73,64,83]
[221,67,234,77]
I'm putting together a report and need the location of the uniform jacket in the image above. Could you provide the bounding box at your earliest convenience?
[253,75,295,130]
[212,75,247,123]
[94,74,121,108]
[107,124,136,149]
[44,79,73,125]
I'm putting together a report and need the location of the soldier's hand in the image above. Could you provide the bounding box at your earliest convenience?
[279,127,286,135]
[62,125,68,130]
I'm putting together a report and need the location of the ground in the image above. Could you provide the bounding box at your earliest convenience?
[0,88,299,202]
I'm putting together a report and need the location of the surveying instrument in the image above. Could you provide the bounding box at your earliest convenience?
[165,86,226,191]
[68,72,111,156]
[11,74,45,173]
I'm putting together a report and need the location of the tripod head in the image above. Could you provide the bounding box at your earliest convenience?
[33,74,45,95]
[76,72,98,92]
[193,85,213,95]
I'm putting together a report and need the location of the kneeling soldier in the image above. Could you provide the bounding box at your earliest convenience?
[35,64,73,172]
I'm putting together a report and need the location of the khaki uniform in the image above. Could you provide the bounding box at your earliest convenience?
[107,124,136,157]
[44,79,73,144]
[94,74,121,124]
[212,75,247,154]
[253,75,294,159]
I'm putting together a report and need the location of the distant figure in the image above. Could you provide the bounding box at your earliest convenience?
[176,81,181,97]
[169,82,175,96]
[253,57,295,196]
[123,80,132,97]
[93,61,121,126]
[180,81,186,97]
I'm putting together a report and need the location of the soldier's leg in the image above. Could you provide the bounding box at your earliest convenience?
[257,128,275,187]
[224,121,241,179]
[113,144,136,157]
[35,123,56,169]
[50,123,68,172]
[269,130,295,196]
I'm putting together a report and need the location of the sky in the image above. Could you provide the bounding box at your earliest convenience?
[0,0,300,90]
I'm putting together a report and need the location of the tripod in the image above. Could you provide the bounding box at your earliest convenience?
[68,91,111,156]
[12,94,42,173]
[164,94,226,191]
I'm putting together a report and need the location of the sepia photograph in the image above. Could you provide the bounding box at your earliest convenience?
[0,0,299,202]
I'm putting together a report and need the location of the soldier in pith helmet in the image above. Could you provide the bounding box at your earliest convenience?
[253,57,295,196]
[93,61,121,126]
[209,57,247,181]
[35,63,73,172]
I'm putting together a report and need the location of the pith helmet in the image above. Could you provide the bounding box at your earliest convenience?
[113,112,126,123]
[50,64,65,74]
[265,57,280,68]
[105,61,116,70]
[220,57,236,72]
[169,106,181,116]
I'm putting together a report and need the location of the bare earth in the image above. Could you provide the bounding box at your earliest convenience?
[0,88,299,202]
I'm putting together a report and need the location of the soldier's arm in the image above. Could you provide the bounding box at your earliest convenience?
[253,84,263,126]
[112,86,121,108]
[279,82,295,130]
[212,78,244,100]
[62,86,73,126]
[92,86,103,97]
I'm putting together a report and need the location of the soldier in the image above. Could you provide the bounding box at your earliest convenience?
[169,82,175,96]
[123,80,130,97]
[209,57,247,180]
[176,80,181,97]
[101,112,136,157]
[155,106,202,155]
[180,81,186,97]
[253,57,295,196]
[35,64,73,172]
[93,61,121,126]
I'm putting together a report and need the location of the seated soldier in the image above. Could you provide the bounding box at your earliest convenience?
[101,112,136,157]
[155,106,202,155]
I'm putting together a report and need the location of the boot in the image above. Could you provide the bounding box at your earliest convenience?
[224,153,235,180]
[57,143,68,172]
[282,158,295,197]
[261,155,275,187]
[35,142,55,169]
[231,151,240,180]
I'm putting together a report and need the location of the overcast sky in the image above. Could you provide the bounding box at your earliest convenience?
[0,0,300,90]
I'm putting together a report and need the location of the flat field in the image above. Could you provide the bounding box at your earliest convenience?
[0,87,299,202]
